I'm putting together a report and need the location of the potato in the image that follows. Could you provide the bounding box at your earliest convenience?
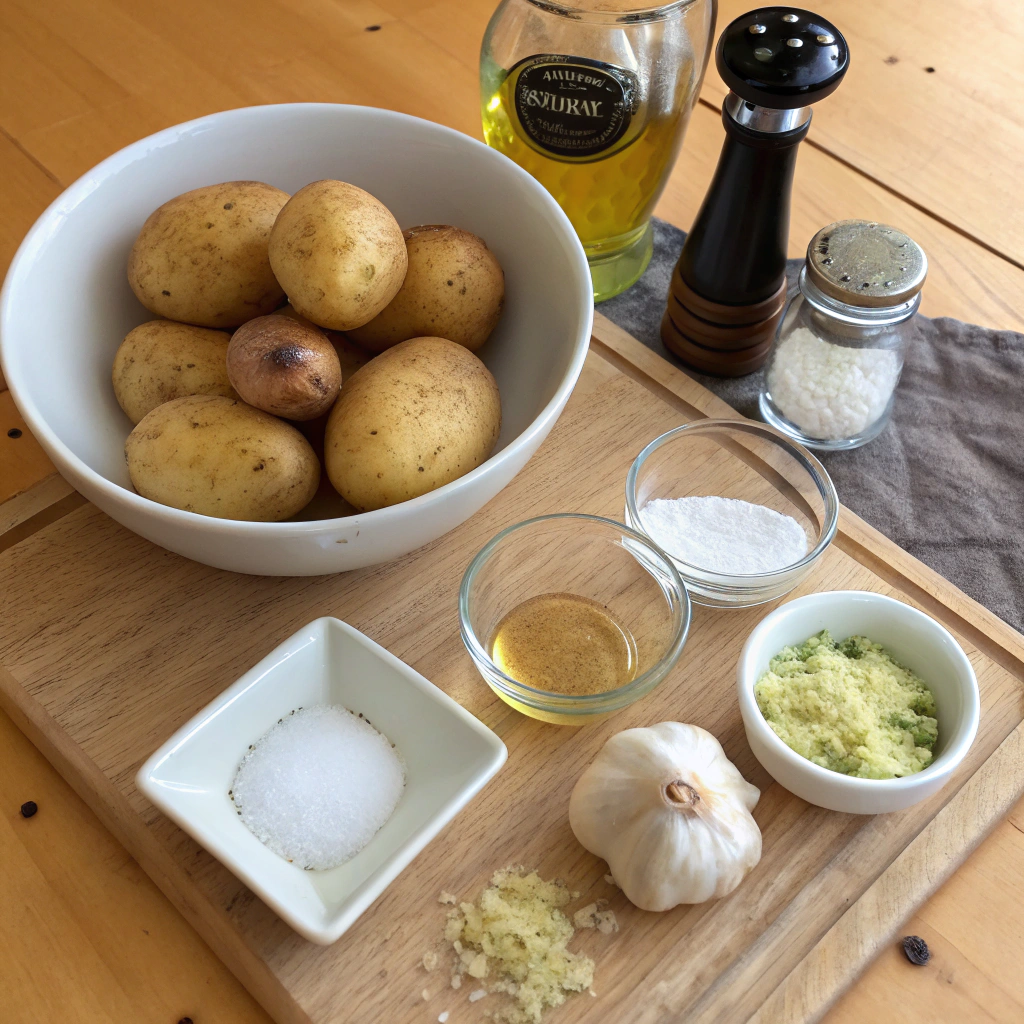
[112,320,237,424]
[128,181,289,329]
[126,395,319,521]
[276,303,371,380]
[325,336,501,512]
[348,226,505,353]
[268,180,407,331]
[227,314,341,421]
[292,409,332,463]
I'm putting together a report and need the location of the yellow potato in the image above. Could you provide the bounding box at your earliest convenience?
[348,225,505,353]
[268,180,407,331]
[126,395,319,521]
[325,336,501,512]
[127,181,289,329]
[112,320,237,424]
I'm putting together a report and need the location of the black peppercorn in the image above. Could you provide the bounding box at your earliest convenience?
[178,1017,195,1024]
[20,801,38,818]
[901,935,930,965]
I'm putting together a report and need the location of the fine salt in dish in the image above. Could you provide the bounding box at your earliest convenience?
[639,495,808,575]
[231,704,406,870]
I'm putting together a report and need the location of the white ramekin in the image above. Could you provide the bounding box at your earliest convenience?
[737,590,979,814]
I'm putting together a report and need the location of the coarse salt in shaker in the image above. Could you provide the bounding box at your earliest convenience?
[759,220,927,450]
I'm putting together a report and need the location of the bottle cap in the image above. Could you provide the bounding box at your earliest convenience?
[806,220,927,307]
[718,8,849,110]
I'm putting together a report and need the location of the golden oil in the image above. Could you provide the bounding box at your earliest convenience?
[490,592,638,697]
[481,51,694,302]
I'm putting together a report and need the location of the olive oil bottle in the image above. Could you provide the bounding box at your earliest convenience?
[480,0,714,301]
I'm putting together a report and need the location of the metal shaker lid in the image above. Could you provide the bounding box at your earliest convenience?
[807,220,927,307]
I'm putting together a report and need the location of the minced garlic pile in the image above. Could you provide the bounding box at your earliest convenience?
[443,867,596,1024]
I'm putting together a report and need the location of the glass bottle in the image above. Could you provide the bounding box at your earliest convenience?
[759,220,928,450]
[480,0,715,302]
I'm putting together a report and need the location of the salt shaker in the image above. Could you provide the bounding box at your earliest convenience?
[759,220,927,450]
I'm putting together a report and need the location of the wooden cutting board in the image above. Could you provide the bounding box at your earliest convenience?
[1,315,1022,1024]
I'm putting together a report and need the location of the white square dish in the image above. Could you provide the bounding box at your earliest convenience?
[136,616,507,944]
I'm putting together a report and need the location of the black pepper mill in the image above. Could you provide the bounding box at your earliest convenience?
[662,7,849,376]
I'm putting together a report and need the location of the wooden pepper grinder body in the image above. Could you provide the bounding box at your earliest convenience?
[663,7,849,376]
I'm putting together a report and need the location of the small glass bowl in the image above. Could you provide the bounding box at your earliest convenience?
[459,513,691,726]
[625,420,839,609]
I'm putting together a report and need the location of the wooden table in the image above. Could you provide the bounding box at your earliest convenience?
[1,1,1021,1021]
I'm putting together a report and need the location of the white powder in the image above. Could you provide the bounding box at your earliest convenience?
[231,704,405,870]
[639,496,808,575]
[768,326,899,441]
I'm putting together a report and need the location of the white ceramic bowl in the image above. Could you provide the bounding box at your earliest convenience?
[0,104,592,575]
[136,616,506,945]
[737,591,979,814]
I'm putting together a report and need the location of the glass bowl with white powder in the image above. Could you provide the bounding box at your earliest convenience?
[625,420,838,608]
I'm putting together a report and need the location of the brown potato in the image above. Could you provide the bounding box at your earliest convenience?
[276,303,372,380]
[325,336,501,512]
[347,225,504,353]
[127,181,289,329]
[268,180,407,331]
[227,314,341,421]
[125,395,319,521]
[112,320,237,424]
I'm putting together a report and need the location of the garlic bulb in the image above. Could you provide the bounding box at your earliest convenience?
[569,722,762,911]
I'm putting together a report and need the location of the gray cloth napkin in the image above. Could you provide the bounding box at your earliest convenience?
[600,218,1024,632]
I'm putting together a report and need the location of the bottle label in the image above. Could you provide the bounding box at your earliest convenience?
[509,54,638,159]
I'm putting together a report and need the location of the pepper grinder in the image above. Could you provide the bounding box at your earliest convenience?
[662,7,849,376]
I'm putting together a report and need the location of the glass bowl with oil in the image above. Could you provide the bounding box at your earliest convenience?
[624,420,839,610]
[459,513,691,725]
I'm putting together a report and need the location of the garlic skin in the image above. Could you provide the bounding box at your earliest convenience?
[569,722,762,912]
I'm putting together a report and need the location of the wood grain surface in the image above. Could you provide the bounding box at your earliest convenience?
[1,1,1023,1023]
[707,1,1024,270]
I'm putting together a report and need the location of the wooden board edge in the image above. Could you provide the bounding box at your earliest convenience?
[0,472,76,534]
[747,719,1024,1024]
[835,510,1024,666]
[589,314,1024,670]
[0,488,87,556]
[0,665,314,1024]
[591,312,742,422]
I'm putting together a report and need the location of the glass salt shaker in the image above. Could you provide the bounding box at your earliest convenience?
[480,0,715,303]
[759,220,927,450]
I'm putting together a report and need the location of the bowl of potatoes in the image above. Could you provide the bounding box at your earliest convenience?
[0,104,592,575]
